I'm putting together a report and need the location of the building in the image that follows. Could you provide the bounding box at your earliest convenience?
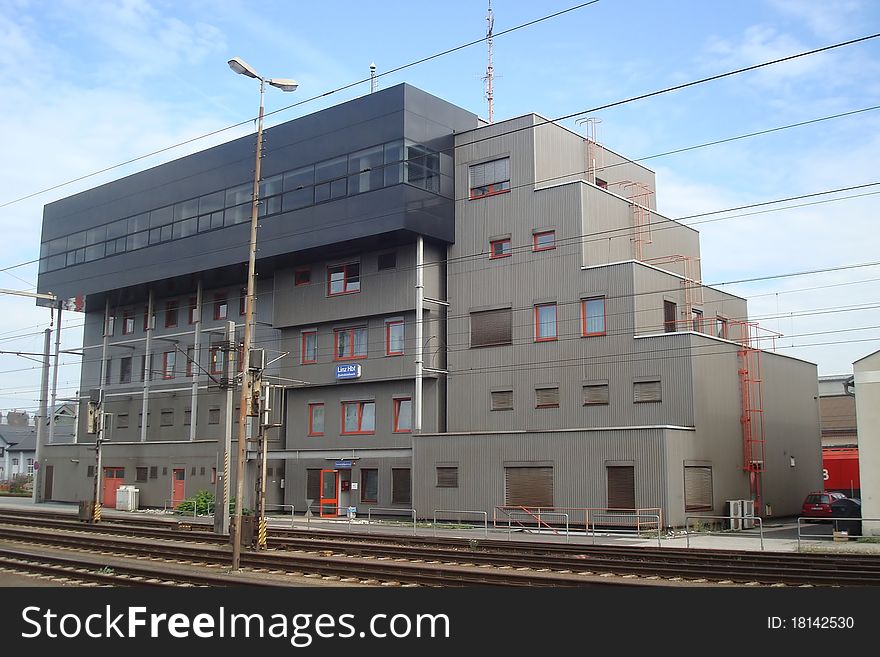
[853,349,880,535]
[35,83,821,525]
[818,374,857,448]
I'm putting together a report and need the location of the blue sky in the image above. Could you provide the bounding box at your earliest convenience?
[0,0,879,415]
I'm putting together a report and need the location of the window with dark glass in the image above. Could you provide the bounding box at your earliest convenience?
[165,300,178,328]
[348,145,384,194]
[377,252,397,270]
[392,468,411,505]
[361,469,378,503]
[314,156,347,202]
[119,357,132,384]
[327,263,360,295]
[664,300,677,333]
[143,306,155,331]
[295,268,311,286]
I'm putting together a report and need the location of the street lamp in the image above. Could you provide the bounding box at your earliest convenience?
[228,57,297,570]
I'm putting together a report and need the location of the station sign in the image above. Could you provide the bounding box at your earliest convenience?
[335,364,362,380]
[334,460,353,469]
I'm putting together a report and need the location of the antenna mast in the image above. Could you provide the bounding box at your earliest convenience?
[485,0,494,123]
[370,62,377,93]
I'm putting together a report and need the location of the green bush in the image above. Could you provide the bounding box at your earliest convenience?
[174,490,252,516]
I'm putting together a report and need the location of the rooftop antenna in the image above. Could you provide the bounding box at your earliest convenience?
[369,62,377,93]
[483,1,494,123]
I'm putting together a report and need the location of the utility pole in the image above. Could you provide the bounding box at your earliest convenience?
[87,389,104,523]
[32,328,51,503]
[214,320,235,535]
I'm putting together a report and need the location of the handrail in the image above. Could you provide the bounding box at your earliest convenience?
[367,507,417,535]
[504,510,570,542]
[591,512,662,547]
[796,515,876,550]
[685,515,764,550]
[432,509,489,537]
[263,503,295,528]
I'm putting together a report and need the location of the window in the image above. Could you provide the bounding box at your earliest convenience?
[491,390,513,411]
[186,347,195,377]
[583,383,610,405]
[295,268,311,286]
[12,458,19,467]
[165,300,178,328]
[361,469,378,503]
[306,469,321,503]
[119,357,132,384]
[211,468,216,484]
[377,252,397,270]
[308,403,324,436]
[470,308,512,347]
[392,468,411,505]
[162,351,176,379]
[105,314,115,337]
[160,409,174,426]
[715,316,728,339]
[27,458,34,475]
[208,408,220,424]
[684,466,713,511]
[634,380,662,403]
[117,414,129,429]
[393,398,412,433]
[301,330,318,364]
[122,310,135,335]
[149,466,158,479]
[535,303,557,341]
[214,293,228,320]
[533,230,555,251]
[143,306,155,331]
[342,401,375,434]
[191,466,196,476]
[582,297,606,336]
[184,409,191,426]
[136,467,148,482]
[327,263,360,295]
[138,412,150,427]
[239,287,248,316]
[664,300,677,333]
[335,327,368,360]
[536,386,560,408]
[87,465,95,478]
[436,467,458,488]
[691,309,703,333]
[490,238,511,259]
[104,359,111,385]
[596,178,608,190]
[385,320,404,356]
[188,297,198,324]
[469,157,510,199]
[209,346,223,375]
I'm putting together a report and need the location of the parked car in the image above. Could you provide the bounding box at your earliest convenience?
[831,498,862,536]
[801,491,847,518]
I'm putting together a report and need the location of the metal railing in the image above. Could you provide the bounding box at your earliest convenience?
[367,507,417,535]
[796,516,878,550]
[303,504,358,531]
[499,509,570,542]
[493,506,663,533]
[591,512,662,547]
[161,498,216,518]
[685,515,764,550]
[263,503,295,528]
[432,509,489,537]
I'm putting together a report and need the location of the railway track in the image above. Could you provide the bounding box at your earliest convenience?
[1,508,877,586]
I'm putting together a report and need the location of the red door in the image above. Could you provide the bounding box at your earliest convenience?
[172,468,186,507]
[102,467,125,508]
[320,469,338,517]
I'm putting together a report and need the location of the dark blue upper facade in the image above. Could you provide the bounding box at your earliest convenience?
[37,84,479,303]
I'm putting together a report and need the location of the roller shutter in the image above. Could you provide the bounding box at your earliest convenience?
[471,308,512,347]
[306,469,320,502]
[684,466,713,511]
[491,390,513,411]
[633,380,662,403]
[436,467,459,488]
[583,384,609,405]
[607,466,635,509]
[535,387,560,408]
[504,467,553,507]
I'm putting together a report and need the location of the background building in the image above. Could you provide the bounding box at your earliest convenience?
[35,84,822,525]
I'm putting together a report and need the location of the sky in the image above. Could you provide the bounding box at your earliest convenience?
[0,0,878,418]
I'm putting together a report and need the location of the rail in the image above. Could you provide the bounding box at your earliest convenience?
[161,499,215,518]
[796,515,877,550]
[300,504,418,535]
[264,504,295,528]
[685,515,764,550]
[367,507,417,535]
[493,506,663,532]
[500,509,570,542]
[432,509,489,537]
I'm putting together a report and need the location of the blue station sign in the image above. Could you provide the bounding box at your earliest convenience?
[335,363,362,380]
[334,460,353,469]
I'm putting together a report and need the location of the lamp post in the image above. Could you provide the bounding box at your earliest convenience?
[228,57,297,570]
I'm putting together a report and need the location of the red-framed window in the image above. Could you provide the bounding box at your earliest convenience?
[295,268,311,287]
[385,320,404,356]
[582,297,606,336]
[302,330,318,364]
[308,403,324,436]
[214,293,228,321]
[188,297,198,324]
[122,310,135,335]
[393,398,412,433]
[327,262,360,296]
[533,230,556,251]
[341,401,375,434]
[239,287,248,316]
[469,157,510,200]
[143,306,155,331]
[490,238,511,259]
[162,351,176,379]
[535,303,557,341]
[209,346,222,375]
[334,327,368,360]
[186,347,194,378]
[165,300,178,328]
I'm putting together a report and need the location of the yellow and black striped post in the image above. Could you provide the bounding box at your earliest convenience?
[257,516,267,549]
[92,500,102,523]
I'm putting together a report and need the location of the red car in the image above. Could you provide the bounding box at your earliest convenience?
[801,491,847,518]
